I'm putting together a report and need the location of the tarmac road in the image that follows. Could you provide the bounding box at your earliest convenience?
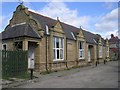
[17,61,118,88]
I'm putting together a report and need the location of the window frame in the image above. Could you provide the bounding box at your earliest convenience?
[79,41,85,59]
[14,41,23,50]
[53,37,64,61]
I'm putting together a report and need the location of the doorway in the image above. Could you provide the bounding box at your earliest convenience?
[88,45,94,63]
[88,49,91,62]
[28,42,37,62]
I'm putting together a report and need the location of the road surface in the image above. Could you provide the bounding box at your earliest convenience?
[17,61,118,88]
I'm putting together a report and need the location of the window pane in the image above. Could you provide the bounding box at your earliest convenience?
[80,51,82,58]
[79,42,84,49]
[79,49,84,59]
[61,38,63,48]
[59,38,61,48]
[79,42,82,49]
[56,38,59,48]
[60,49,63,59]
[60,38,63,48]
[15,41,22,50]
[79,41,84,59]
[80,50,83,58]
[82,42,84,49]
[3,45,6,50]
[57,49,59,59]
[82,50,84,58]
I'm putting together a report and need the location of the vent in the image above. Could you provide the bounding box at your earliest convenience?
[11,22,26,27]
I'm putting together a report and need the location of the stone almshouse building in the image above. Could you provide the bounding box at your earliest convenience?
[2,4,110,72]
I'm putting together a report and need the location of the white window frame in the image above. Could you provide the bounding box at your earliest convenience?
[53,37,64,61]
[99,45,102,58]
[2,43,7,50]
[79,41,84,59]
[106,46,109,57]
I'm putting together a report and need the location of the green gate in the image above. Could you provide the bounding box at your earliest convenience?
[2,50,28,78]
[110,52,118,61]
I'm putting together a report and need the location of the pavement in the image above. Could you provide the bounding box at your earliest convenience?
[2,60,119,88]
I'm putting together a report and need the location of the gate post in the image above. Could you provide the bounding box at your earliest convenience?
[28,58,34,79]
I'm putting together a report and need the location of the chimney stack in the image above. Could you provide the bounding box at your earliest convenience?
[111,34,114,38]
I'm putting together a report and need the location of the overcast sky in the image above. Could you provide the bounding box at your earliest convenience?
[1,1,119,39]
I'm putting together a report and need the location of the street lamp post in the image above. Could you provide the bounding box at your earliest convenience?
[118,40,119,61]
[116,38,120,61]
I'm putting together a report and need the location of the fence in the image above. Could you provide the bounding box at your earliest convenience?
[2,50,28,78]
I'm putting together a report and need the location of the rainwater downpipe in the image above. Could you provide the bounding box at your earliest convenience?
[66,39,68,69]
[46,35,49,73]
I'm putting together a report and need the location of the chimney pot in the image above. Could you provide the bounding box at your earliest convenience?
[111,34,114,38]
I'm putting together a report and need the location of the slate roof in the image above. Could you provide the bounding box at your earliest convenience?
[109,36,120,44]
[29,11,80,40]
[29,11,102,44]
[2,9,105,45]
[29,11,56,30]
[61,22,80,40]
[102,38,106,46]
[82,30,98,44]
[2,24,41,40]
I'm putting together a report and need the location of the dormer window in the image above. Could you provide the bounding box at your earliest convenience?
[93,39,97,44]
[45,25,49,35]
[71,32,76,40]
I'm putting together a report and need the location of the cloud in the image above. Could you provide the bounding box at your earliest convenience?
[105,29,118,39]
[102,8,118,21]
[95,21,117,31]
[0,16,3,32]
[23,2,32,8]
[0,16,3,25]
[28,2,118,39]
[103,2,115,10]
[1,2,118,40]
[32,2,91,29]
[0,13,12,32]
[0,15,6,32]
[95,8,118,38]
